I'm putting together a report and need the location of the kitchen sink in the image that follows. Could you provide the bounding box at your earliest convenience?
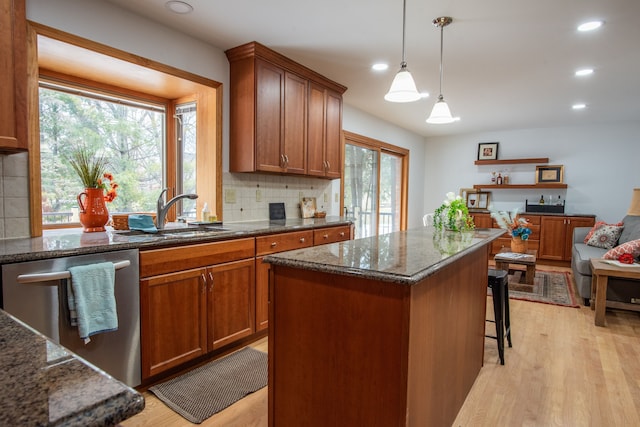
[115,225,230,238]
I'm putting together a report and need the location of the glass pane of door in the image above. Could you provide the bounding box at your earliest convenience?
[344,144,379,238]
[380,152,402,235]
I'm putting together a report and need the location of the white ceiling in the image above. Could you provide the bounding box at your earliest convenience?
[105,0,640,138]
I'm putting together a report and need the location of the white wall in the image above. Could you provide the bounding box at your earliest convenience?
[424,122,640,223]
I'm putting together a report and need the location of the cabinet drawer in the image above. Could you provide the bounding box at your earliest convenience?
[140,238,255,277]
[520,214,541,225]
[256,230,313,256]
[313,225,352,245]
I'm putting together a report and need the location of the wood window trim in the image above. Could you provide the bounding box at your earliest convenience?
[342,130,409,231]
[26,22,223,236]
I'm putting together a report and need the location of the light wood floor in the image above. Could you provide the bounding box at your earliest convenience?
[122,266,640,427]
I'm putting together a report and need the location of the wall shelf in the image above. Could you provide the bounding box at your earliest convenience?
[473,183,568,190]
[474,157,549,166]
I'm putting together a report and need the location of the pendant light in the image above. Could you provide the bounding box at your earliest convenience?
[385,0,421,102]
[427,16,455,124]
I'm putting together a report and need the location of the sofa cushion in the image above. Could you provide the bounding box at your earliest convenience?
[603,238,640,260]
[619,215,640,244]
[573,242,607,276]
[583,221,623,243]
[586,224,624,249]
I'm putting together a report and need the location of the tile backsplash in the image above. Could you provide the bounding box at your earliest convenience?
[222,172,339,222]
[0,152,30,239]
[0,156,341,239]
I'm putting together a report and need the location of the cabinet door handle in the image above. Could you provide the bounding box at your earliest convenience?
[339,232,345,237]
[323,234,329,239]
[208,272,214,292]
[326,161,331,171]
[284,154,289,168]
[271,242,277,248]
[300,237,305,243]
[201,274,207,293]
[280,154,285,168]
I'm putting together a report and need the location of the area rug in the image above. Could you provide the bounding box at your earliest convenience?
[149,347,267,424]
[504,269,580,308]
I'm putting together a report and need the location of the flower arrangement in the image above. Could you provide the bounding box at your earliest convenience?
[433,192,475,232]
[490,209,531,240]
[68,147,118,202]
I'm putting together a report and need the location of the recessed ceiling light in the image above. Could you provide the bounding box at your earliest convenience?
[572,103,587,110]
[165,1,193,14]
[577,20,603,32]
[372,63,389,71]
[575,68,594,77]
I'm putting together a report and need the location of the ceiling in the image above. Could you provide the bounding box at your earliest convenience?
[104,0,640,138]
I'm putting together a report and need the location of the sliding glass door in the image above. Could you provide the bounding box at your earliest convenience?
[342,132,408,238]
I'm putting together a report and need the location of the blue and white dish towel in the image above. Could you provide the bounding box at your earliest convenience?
[67,262,118,344]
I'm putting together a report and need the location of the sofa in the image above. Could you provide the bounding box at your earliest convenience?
[572,214,640,306]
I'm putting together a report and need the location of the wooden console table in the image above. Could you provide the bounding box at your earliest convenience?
[590,259,640,326]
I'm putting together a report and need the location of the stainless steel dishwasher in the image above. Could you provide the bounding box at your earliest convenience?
[1,249,141,387]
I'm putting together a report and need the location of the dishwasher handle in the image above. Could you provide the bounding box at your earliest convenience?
[16,260,131,284]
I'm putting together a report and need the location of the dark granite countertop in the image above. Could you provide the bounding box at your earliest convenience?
[264,227,505,285]
[0,217,353,264]
[0,310,144,426]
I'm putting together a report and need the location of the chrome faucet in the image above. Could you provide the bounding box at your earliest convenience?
[156,188,198,229]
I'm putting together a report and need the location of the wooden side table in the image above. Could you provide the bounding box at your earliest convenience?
[590,259,640,326]
[494,249,537,285]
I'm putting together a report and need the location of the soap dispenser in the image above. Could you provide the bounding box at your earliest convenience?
[201,202,210,222]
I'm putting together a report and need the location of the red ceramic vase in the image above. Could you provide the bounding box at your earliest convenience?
[77,188,109,232]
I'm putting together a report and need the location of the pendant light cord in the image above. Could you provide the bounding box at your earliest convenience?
[438,22,444,98]
[401,0,408,67]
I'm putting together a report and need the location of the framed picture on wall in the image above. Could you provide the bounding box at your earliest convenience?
[535,165,564,183]
[477,142,499,160]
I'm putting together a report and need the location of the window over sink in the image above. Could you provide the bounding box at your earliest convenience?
[28,24,221,234]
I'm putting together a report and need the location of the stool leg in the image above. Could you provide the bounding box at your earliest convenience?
[491,281,505,365]
[504,279,512,348]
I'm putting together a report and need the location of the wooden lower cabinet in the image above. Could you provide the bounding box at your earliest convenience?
[140,267,207,378]
[139,239,256,380]
[471,212,594,262]
[538,215,595,261]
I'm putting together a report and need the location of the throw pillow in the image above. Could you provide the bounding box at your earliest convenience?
[583,221,624,244]
[586,224,624,249]
[603,238,640,260]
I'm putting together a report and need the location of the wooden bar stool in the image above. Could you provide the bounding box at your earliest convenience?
[487,269,512,364]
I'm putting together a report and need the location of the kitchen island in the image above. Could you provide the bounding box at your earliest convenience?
[264,227,504,427]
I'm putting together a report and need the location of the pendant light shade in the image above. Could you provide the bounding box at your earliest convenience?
[427,16,455,124]
[385,63,421,102]
[427,95,454,124]
[385,0,420,103]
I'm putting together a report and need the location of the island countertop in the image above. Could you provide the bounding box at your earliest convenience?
[264,227,505,285]
[0,310,144,427]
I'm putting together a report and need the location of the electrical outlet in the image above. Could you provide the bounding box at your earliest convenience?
[256,189,262,202]
[225,189,236,204]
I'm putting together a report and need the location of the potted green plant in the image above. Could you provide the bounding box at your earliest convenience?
[68,147,118,232]
[433,192,475,232]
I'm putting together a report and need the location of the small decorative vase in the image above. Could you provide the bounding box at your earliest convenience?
[511,237,529,253]
[77,188,109,232]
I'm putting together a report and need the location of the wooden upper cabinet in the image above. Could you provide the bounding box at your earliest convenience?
[308,83,343,179]
[226,41,346,177]
[282,71,307,174]
[0,0,28,153]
